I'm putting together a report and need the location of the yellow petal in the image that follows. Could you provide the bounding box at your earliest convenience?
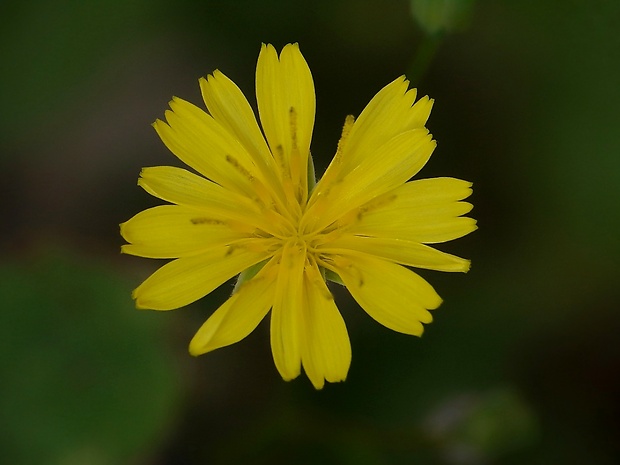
[278,44,315,161]
[340,76,417,174]
[189,259,278,355]
[138,165,294,239]
[199,71,283,194]
[153,98,258,196]
[300,262,351,389]
[404,95,434,130]
[321,77,433,181]
[309,77,434,221]
[328,253,441,336]
[120,205,251,259]
[322,236,470,272]
[346,177,477,244]
[133,246,272,310]
[305,129,436,232]
[256,43,315,200]
[339,129,435,202]
[270,241,306,381]
[138,166,261,218]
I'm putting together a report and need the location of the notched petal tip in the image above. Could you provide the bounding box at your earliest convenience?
[430,295,443,311]
[260,42,276,55]
[136,167,154,185]
[201,69,223,86]
[163,109,176,122]
[469,220,479,235]
[281,42,303,60]
[132,290,150,310]
[420,96,435,111]
[166,98,181,113]
[152,119,170,134]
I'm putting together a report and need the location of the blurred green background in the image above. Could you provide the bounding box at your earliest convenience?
[1,0,619,463]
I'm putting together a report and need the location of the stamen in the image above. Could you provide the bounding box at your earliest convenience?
[303,115,355,217]
[225,154,282,213]
[223,237,276,256]
[248,178,275,209]
[289,107,298,151]
[190,218,226,225]
[272,116,303,219]
[335,193,398,230]
[289,107,305,203]
[225,154,255,181]
[273,144,287,175]
[334,115,355,165]
[356,193,398,219]
[190,217,265,237]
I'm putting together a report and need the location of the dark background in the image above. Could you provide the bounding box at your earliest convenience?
[1,0,619,463]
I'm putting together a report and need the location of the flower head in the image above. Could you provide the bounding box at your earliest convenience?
[121,43,476,389]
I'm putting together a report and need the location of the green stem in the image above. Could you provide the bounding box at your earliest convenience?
[407,33,444,84]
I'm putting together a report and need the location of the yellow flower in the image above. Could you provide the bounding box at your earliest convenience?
[120,43,476,389]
